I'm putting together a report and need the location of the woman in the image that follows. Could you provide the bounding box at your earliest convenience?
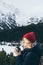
[14,32,42,65]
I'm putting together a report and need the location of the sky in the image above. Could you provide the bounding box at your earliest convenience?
[1,0,43,17]
[0,0,43,25]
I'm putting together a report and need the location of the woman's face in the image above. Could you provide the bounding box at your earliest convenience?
[21,38,32,49]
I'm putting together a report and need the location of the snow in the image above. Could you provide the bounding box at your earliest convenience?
[0,45,24,56]
[0,45,15,55]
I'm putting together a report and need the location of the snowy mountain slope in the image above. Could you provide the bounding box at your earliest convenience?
[0,12,16,29]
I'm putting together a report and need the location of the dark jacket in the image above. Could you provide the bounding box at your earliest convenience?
[15,44,42,65]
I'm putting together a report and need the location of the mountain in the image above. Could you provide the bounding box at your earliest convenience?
[0,1,17,30]
[0,1,27,29]
[0,1,43,30]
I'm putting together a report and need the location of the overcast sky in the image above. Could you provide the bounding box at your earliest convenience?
[1,0,43,18]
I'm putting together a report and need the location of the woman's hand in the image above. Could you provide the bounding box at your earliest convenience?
[14,47,21,56]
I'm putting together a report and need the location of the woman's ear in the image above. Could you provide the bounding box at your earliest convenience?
[32,41,37,47]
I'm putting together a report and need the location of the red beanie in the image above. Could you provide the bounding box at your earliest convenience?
[23,32,36,43]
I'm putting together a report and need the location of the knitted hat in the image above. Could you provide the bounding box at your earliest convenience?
[23,32,36,43]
